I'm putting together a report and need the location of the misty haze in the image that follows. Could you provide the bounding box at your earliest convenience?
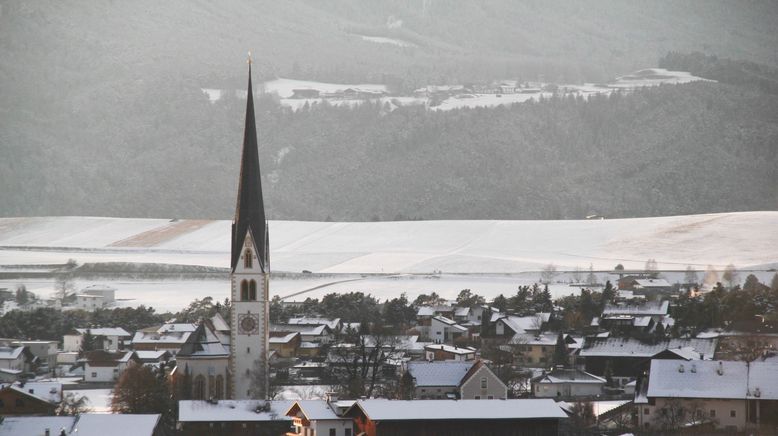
[0,1,777,435]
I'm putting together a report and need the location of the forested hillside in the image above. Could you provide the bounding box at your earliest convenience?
[2,2,778,219]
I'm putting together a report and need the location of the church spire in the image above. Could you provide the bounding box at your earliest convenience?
[232,55,268,272]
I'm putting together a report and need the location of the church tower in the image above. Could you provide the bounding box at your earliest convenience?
[229,59,270,400]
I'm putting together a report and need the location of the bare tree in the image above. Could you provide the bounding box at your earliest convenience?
[644,258,658,278]
[572,266,583,283]
[722,263,739,289]
[656,399,689,431]
[329,332,397,398]
[56,392,91,415]
[540,263,558,284]
[586,264,598,285]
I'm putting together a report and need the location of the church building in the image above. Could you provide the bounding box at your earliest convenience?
[228,60,271,400]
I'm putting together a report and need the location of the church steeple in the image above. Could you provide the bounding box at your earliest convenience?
[232,58,268,272]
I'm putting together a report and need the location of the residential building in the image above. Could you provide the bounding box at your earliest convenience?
[344,399,567,436]
[532,368,606,398]
[0,347,33,375]
[63,328,130,352]
[81,350,139,383]
[0,382,61,416]
[131,323,197,356]
[287,317,342,332]
[493,313,549,338]
[636,359,778,432]
[177,400,292,436]
[12,341,58,371]
[424,344,476,361]
[428,316,468,343]
[269,332,301,358]
[0,413,164,436]
[406,360,506,400]
[286,400,353,436]
[592,300,671,334]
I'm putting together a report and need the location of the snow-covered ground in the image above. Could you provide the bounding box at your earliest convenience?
[354,34,416,48]
[1,213,775,312]
[261,78,388,99]
[1,213,775,273]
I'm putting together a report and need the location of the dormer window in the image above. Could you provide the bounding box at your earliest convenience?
[244,249,253,269]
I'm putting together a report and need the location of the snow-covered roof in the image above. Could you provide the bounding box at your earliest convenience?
[135,350,171,361]
[132,328,192,345]
[5,381,62,403]
[348,399,567,420]
[633,316,653,327]
[176,323,228,358]
[580,337,716,359]
[74,327,130,337]
[602,301,669,316]
[407,361,474,387]
[71,413,160,436]
[454,307,470,317]
[511,332,559,346]
[496,314,547,334]
[363,335,419,350]
[634,279,671,288]
[178,400,293,422]
[286,400,344,421]
[271,324,330,336]
[157,323,197,333]
[535,368,606,384]
[80,284,117,292]
[416,305,453,317]
[424,344,476,356]
[210,313,230,331]
[0,416,75,436]
[663,347,703,361]
[269,332,300,344]
[299,341,319,349]
[287,317,341,330]
[646,360,778,400]
[340,322,361,332]
[0,346,25,360]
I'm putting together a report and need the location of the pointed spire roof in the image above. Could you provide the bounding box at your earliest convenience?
[232,60,269,272]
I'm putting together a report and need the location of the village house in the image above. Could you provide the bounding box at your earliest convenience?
[532,367,606,398]
[271,323,334,344]
[492,313,550,339]
[0,346,34,376]
[344,398,567,436]
[63,327,130,352]
[130,323,197,356]
[592,300,671,334]
[285,399,354,436]
[579,337,717,386]
[428,316,468,343]
[177,399,292,436]
[0,413,164,436]
[508,332,568,366]
[287,317,342,333]
[636,359,778,432]
[12,340,58,371]
[135,350,171,366]
[81,350,139,383]
[406,360,506,400]
[0,381,61,416]
[424,343,476,361]
[269,332,301,358]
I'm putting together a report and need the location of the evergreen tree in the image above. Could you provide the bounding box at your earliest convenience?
[552,332,568,367]
[491,294,508,312]
[111,362,172,415]
[600,281,615,309]
[80,329,98,355]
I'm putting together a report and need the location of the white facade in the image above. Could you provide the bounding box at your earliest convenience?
[75,294,105,311]
[230,231,269,399]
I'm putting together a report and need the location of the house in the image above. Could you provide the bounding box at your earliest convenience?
[12,341,58,371]
[594,301,671,333]
[285,399,353,436]
[74,294,105,311]
[0,382,60,416]
[271,324,334,344]
[290,89,320,99]
[0,346,34,375]
[269,332,301,358]
[579,337,717,385]
[287,317,342,332]
[173,322,229,400]
[415,306,455,336]
[633,278,672,293]
[344,398,567,436]
[424,344,476,361]
[636,360,778,432]
[429,316,468,343]
[130,323,197,356]
[508,332,566,366]
[177,400,293,436]
[297,341,321,358]
[135,350,171,366]
[81,350,139,382]
[532,368,606,398]
[493,313,549,338]
[406,360,506,400]
[79,284,116,304]
[63,328,130,352]
[0,413,163,436]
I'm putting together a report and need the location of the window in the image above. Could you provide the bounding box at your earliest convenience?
[345,429,352,436]
[329,429,336,436]
[0,399,4,407]
[249,280,257,300]
[488,395,494,399]
[644,408,650,415]
[193,375,206,400]
[247,347,251,354]
[245,249,253,269]
[214,375,224,400]
[15,399,24,407]
[240,280,249,300]
[91,372,97,378]
[474,396,481,399]
[710,409,716,418]
[481,377,487,389]
[730,410,736,417]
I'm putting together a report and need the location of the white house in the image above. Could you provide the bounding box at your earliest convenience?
[429,316,468,343]
[80,284,116,304]
[285,400,353,436]
[82,350,139,382]
[532,368,606,398]
[130,323,197,356]
[12,340,58,370]
[63,327,130,352]
[74,294,105,311]
[0,346,33,374]
[424,343,476,361]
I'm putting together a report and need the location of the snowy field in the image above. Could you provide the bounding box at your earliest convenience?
[1,212,776,312]
[199,68,711,112]
[353,34,416,48]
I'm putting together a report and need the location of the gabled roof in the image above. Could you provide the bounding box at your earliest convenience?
[602,301,669,316]
[74,327,131,337]
[0,346,25,360]
[231,64,268,273]
[271,324,330,336]
[178,400,293,422]
[346,399,567,421]
[496,314,547,334]
[432,316,468,332]
[210,313,230,332]
[82,350,138,367]
[580,337,717,359]
[407,361,474,387]
[6,381,62,403]
[646,360,778,400]
[287,317,340,330]
[0,416,75,436]
[176,322,228,358]
[269,332,300,344]
[634,279,671,288]
[286,400,345,421]
[71,413,161,436]
[424,344,476,356]
[534,368,606,384]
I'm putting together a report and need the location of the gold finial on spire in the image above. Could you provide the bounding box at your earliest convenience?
[247,51,252,65]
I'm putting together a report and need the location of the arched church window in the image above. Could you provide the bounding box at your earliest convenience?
[214,375,224,399]
[245,249,253,269]
[193,375,206,400]
[240,280,249,301]
[249,280,257,300]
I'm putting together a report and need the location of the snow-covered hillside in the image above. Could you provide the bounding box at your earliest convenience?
[0,212,775,274]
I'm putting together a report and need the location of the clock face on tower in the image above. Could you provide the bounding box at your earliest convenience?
[238,313,260,335]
